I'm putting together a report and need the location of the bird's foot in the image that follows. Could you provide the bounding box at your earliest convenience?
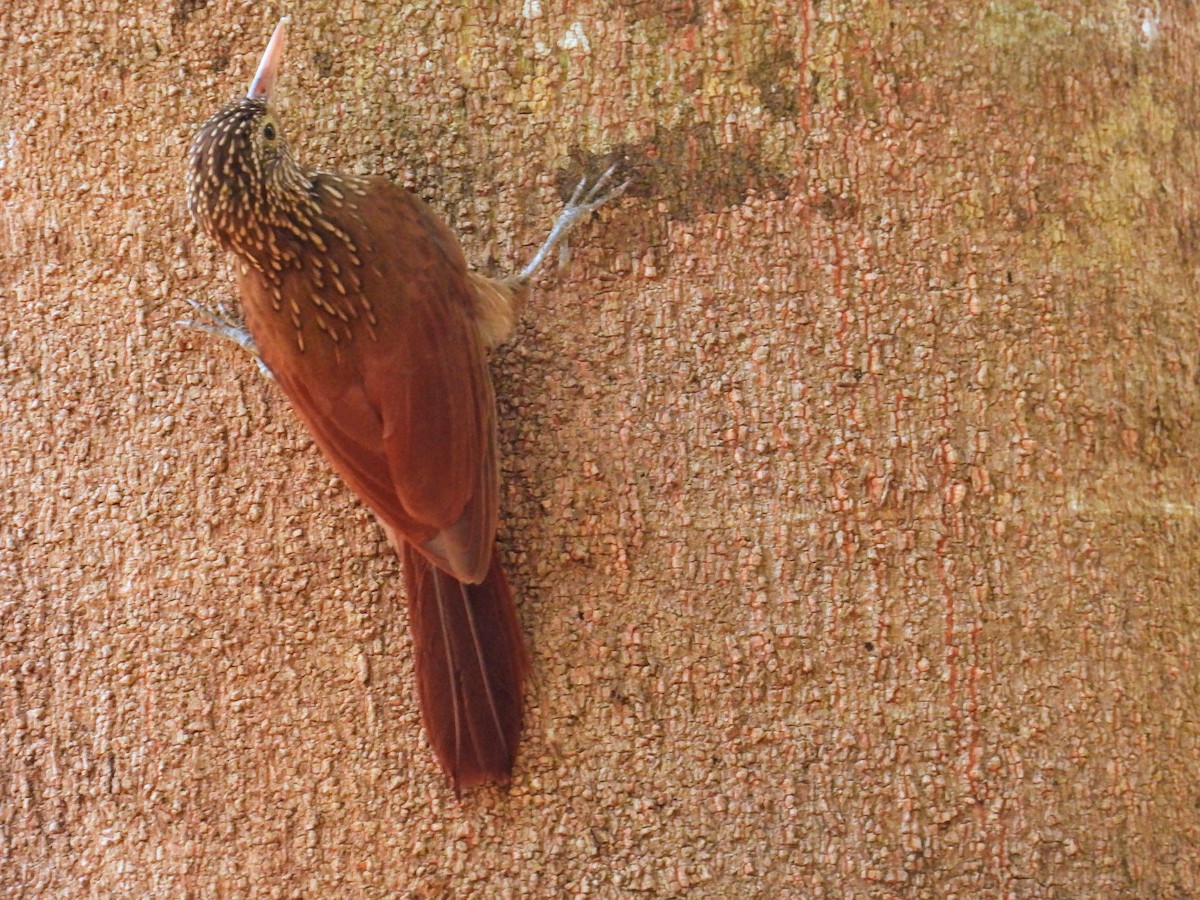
[519,163,630,282]
[178,298,273,379]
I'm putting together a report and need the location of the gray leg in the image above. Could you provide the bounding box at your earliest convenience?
[178,298,273,379]
[519,164,630,282]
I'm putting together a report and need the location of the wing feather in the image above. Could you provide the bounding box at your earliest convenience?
[240,177,498,581]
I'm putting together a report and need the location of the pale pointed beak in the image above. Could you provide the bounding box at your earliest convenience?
[247,17,289,100]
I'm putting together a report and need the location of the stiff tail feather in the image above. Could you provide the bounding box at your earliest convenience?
[401,542,529,789]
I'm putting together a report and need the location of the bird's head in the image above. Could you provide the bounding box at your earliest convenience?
[187,19,310,258]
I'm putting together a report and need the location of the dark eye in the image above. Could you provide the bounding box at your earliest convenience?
[263,122,276,141]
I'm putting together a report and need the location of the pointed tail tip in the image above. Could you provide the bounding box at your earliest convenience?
[449,757,518,793]
[401,542,528,794]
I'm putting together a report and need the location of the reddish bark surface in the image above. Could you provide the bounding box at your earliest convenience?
[1,2,1196,896]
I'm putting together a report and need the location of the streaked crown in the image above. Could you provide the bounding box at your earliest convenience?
[187,98,312,260]
[186,18,318,267]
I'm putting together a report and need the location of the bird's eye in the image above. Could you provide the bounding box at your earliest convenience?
[263,123,276,141]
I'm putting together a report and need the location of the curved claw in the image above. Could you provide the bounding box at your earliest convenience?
[583,163,617,203]
[566,165,628,215]
[178,298,273,379]
[568,176,589,207]
[519,166,630,282]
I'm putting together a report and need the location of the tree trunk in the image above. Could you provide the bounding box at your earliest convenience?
[1,1,1196,896]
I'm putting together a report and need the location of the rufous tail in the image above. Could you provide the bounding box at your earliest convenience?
[401,542,529,790]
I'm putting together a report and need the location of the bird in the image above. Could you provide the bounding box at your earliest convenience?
[184,18,626,790]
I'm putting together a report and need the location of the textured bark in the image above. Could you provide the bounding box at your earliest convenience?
[1,1,1197,896]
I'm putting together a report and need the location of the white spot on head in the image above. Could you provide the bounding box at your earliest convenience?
[521,0,543,18]
[559,21,591,53]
